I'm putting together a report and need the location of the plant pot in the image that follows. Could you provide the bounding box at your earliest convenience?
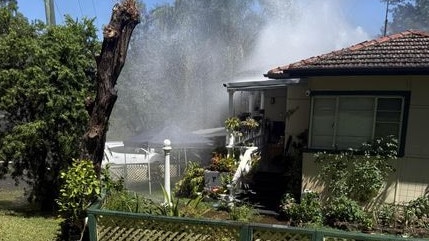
[204,170,230,189]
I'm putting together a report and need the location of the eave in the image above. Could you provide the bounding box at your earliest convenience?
[264,67,429,79]
[223,78,306,91]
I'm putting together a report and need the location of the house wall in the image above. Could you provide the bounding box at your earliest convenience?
[284,86,311,144]
[296,75,429,203]
[264,88,288,122]
[232,91,250,116]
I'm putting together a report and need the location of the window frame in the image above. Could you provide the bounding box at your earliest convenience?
[308,91,410,156]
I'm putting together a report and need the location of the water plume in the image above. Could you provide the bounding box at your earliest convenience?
[243,0,370,74]
[109,0,373,140]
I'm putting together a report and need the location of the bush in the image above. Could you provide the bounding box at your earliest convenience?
[101,190,160,214]
[324,196,372,230]
[372,196,429,235]
[315,135,397,204]
[180,196,211,218]
[229,203,256,222]
[56,159,101,239]
[101,164,125,194]
[174,161,205,198]
[405,195,429,228]
[279,192,322,227]
[375,203,402,228]
[208,154,237,173]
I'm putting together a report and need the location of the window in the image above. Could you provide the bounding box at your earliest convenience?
[309,91,409,154]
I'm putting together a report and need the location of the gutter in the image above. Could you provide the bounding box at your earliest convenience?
[223,78,305,91]
[264,67,429,79]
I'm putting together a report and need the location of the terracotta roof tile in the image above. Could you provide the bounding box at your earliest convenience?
[265,30,429,78]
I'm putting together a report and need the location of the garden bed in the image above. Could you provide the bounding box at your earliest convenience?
[88,194,428,241]
[93,190,429,240]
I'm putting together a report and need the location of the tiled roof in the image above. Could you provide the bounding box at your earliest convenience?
[265,30,429,78]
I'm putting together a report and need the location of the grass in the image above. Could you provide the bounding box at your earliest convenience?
[0,187,62,241]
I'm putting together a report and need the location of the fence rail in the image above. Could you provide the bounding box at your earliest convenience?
[87,202,427,241]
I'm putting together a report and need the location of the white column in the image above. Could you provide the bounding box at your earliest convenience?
[228,90,234,116]
[163,139,172,204]
[248,92,254,114]
[260,91,265,111]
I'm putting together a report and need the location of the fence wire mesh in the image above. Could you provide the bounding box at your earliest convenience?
[96,214,241,241]
[105,147,212,201]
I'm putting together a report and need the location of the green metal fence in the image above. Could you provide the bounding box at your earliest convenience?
[87,203,427,241]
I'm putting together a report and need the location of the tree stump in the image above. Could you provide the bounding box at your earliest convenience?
[83,0,140,175]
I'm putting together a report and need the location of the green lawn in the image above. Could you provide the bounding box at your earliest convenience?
[0,187,62,241]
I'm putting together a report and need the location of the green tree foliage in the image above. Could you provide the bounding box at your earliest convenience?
[0,2,99,210]
[383,0,429,34]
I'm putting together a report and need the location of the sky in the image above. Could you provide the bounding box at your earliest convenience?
[18,0,388,39]
[17,0,171,38]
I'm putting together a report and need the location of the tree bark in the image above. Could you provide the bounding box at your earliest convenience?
[83,0,140,174]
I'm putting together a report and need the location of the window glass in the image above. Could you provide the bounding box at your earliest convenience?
[336,97,374,149]
[339,97,374,111]
[310,95,404,150]
[376,111,401,122]
[377,98,402,111]
[375,97,402,139]
[375,123,400,138]
[311,97,335,148]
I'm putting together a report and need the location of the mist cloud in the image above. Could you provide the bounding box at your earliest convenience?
[243,0,370,74]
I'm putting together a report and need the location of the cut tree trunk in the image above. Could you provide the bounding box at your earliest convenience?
[83,0,140,174]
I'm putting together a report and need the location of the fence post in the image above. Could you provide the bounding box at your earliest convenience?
[87,213,97,241]
[163,139,172,204]
[240,224,251,241]
[312,229,323,241]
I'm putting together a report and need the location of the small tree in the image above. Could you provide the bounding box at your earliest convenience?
[57,159,101,240]
[0,1,98,210]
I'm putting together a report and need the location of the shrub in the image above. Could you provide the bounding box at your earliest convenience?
[375,203,402,228]
[174,161,205,198]
[229,203,256,222]
[224,117,241,133]
[158,189,210,218]
[279,192,322,227]
[240,117,259,131]
[315,135,397,204]
[101,164,125,194]
[180,196,211,218]
[101,190,160,214]
[405,195,429,228]
[224,116,260,144]
[56,159,101,239]
[324,196,372,230]
[208,154,237,173]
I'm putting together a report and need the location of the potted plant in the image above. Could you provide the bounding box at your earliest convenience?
[204,152,238,198]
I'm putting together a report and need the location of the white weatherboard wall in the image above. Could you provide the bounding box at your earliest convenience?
[292,75,429,203]
[284,85,310,139]
[264,88,288,122]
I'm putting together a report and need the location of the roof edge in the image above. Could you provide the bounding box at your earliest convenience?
[265,67,429,79]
